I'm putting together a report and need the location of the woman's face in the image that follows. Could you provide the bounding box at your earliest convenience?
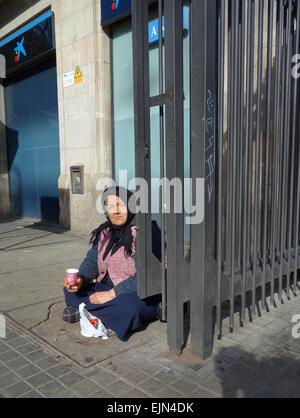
[105,195,128,226]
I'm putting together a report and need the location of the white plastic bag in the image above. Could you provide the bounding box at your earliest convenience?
[79,303,109,339]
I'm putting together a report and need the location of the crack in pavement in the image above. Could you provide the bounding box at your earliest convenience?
[28,302,57,331]
[5,297,64,314]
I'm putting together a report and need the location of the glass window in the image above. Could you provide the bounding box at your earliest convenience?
[112,22,135,183]
[111,8,190,246]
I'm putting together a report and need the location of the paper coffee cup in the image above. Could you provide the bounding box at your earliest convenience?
[66,268,79,285]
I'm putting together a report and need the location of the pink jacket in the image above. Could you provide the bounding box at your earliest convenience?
[96,225,137,287]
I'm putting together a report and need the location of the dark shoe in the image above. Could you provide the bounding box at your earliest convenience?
[62,306,80,324]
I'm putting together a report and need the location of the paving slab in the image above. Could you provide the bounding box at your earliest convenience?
[7,300,64,329]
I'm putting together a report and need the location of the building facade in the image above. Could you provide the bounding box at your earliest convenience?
[0,0,113,234]
[0,0,192,236]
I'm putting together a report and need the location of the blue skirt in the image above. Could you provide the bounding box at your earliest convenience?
[63,281,158,341]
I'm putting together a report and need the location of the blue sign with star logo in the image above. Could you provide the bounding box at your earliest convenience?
[0,10,54,75]
[101,0,131,25]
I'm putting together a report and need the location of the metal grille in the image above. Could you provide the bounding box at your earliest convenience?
[132,0,300,359]
[216,0,300,338]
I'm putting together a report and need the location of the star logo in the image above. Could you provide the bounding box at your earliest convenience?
[111,0,120,11]
[13,37,26,63]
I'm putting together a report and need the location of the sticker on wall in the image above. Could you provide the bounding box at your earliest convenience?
[63,70,74,87]
[74,66,83,84]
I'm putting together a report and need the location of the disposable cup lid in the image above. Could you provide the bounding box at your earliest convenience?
[66,269,79,274]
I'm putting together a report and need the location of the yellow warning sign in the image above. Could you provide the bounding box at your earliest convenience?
[74,66,83,84]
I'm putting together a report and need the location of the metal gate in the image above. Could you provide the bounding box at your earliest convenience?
[132,0,300,359]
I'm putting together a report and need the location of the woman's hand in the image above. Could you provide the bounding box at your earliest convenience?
[89,289,116,305]
[63,277,84,293]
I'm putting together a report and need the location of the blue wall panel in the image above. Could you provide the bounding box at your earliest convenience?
[5,59,60,222]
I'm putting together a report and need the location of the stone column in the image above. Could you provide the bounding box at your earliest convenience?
[53,0,113,234]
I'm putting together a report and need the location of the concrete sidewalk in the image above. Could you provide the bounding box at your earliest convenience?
[0,217,300,398]
[0,217,166,367]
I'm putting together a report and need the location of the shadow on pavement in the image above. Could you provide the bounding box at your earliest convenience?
[213,345,300,398]
[24,221,69,235]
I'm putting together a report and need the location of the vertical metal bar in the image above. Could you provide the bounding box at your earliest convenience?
[164,0,185,352]
[229,0,239,331]
[261,0,274,311]
[278,3,291,303]
[276,10,285,289]
[242,0,255,323]
[225,0,233,273]
[247,0,256,273]
[236,0,241,267]
[229,0,234,283]
[276,5,286,302]
[190,0,218,359]
[237,0,246,270]
[217,0,225,339]
[293,0,300,292]
[227,0,233,324]
[279,5,289,302]
[285,0,294,299]
[158,0,167,321]
[132,0,150,299]
[252,0,264,317]
[269,0,284,306]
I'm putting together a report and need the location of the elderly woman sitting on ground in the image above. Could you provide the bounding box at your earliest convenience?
[62,186,162,341]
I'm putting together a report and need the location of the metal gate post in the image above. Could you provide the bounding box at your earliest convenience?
[131,0,150,299]
[190,0,218,359]
[164,0,186,353]
[132,0,170,300]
